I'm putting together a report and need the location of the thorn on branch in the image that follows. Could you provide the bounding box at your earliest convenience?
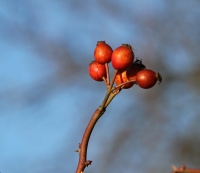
[75,143,82,153]
[85,160,92,167]
[75,149,80,153]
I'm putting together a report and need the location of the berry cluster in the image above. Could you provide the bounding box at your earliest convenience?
[77,41,163,173]
[89,41,162,89]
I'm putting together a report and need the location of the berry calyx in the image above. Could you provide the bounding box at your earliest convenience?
[136,69,162,89]
[126,59,146,81]
[115,70,134,89]
[94,41,113,64]
[111,44,134,70]
[89,61,106,81]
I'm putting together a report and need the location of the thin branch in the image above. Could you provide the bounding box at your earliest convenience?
[76,108,105,173]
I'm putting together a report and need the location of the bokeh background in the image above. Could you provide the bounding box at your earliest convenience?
[1,0,200,173]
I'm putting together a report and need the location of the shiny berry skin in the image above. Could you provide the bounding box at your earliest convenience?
[115,70,134,89]
[89,61,106,81]
[136,69,162,89]
[94,41,113,64]
[111,44,134,70]
[126,60,146,81]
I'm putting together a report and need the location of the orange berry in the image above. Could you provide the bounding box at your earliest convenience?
[126,59,146,81]
[89,61,106,81]
[111,44,134,70]
[94,41,113,64]
[115,70,134,89]
[136,69,162,89]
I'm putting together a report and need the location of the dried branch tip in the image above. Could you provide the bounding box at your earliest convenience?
[171,165,200,173]
[157,72,162,84]
[172,164,186,172]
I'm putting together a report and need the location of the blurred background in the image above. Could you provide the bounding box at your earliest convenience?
[1,0,200,173]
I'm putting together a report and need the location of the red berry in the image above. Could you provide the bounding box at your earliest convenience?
[126,59,146,81]
[111,44,134,70]
[136,69,162,89]
[94,41,113,64]
[89,61,106,81]
[115,70,134,89]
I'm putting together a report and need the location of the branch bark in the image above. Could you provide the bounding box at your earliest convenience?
[76,107,105,173]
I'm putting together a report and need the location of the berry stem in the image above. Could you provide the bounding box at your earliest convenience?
[105,63,110,86]
[99,69,118,110]
[110,70,118,90]
[102,76,107,85]
[105,88,122,107]
[112,79,136,92]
